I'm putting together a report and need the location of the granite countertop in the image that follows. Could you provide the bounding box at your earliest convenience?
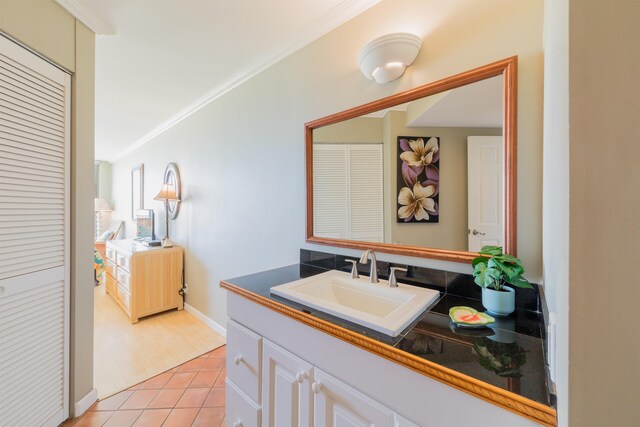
[222,262,554,411]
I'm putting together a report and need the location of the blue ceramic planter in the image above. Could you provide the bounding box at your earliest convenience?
[482,286,515,316]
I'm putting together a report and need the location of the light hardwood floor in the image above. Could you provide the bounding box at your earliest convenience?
[94,284,225,399]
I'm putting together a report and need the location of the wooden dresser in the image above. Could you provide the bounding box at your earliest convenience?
[105,239,184,323]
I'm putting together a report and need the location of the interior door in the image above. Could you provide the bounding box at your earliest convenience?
[467,136,503,252]
[0,35,70,426]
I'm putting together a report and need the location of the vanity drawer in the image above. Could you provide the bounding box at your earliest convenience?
[227,319,262,404]
[118,285,130,310]
[226,379,261,427]
[116,252,131,272]
[105,260,116,278]
[106,247,116,262]
[117,267,131,292]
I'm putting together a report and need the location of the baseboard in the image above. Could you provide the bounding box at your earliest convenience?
[74,388,97,417]
[184,303,226,338]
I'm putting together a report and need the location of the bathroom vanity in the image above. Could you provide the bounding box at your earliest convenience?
[220,254,556,427]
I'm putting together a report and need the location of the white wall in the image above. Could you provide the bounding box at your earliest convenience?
[111,0,544,329]
[542,0,569,425]
[567,1,640,425]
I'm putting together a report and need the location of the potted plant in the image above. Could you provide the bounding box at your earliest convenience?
[471,246,532,316]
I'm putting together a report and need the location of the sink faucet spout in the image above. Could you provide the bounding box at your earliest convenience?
[359,250,379,283]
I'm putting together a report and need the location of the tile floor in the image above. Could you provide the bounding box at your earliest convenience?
[66,346,226,427]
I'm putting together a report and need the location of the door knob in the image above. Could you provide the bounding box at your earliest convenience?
[296,372,306,383]
[311,381,322,394]
[233,421,243,427]
[471,229,486,236]
[233,355,243,365]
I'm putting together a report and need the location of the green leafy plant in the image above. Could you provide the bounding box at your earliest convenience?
[471,246,532,291]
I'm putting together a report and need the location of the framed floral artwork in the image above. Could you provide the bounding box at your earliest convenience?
[397,136,440,223]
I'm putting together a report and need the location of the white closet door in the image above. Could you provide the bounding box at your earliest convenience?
[313,144,349,239]
[313,144,383,242]
[348,145,383,243]
[0,35,70,427]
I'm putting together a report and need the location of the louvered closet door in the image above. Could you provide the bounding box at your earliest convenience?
[313,144,383,242]
[0,35,70,427]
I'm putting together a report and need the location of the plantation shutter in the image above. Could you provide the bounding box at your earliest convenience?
[0,35,70,427]
[313,144,383,242]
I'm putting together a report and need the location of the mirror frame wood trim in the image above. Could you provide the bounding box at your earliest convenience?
[305,56,517,263]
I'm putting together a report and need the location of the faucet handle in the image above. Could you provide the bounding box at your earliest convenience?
[345,259,359,279]
[389,267,408,288]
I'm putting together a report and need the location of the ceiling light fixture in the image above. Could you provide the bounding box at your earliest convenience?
[359,33,423,84]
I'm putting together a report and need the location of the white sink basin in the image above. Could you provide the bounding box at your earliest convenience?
[270,270,440,337]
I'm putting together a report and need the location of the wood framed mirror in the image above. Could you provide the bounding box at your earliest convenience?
[305,56,517,263]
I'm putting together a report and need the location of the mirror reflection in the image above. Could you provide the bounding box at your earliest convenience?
[312,75,504,253]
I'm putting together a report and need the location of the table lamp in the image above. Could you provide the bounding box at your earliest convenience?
[153,183,180,247]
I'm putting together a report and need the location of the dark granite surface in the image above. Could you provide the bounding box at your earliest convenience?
[223,252,553,407]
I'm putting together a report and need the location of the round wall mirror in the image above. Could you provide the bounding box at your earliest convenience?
[164,163,181,219]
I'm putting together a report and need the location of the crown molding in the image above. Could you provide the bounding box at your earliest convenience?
[55,0,115,35]
[108,0,381,163]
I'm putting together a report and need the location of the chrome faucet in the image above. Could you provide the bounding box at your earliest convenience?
[359,250,379,283]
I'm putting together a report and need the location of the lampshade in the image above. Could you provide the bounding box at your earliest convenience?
[358,33,422,84]
[94,198,111,212]
[153,183,180,201]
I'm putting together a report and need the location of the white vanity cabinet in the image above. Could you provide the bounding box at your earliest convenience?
[226,291,543,427]
[262,339,314,426]
[313,368,394,426]
[227,317,412,427]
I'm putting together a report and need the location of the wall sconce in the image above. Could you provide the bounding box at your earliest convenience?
[358,33,422,84]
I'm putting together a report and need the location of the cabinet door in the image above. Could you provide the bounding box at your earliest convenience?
[262,339,313,427]
[313,369,394,427]
[227,379,261,427]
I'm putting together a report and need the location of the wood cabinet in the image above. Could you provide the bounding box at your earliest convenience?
[105,240,184,323]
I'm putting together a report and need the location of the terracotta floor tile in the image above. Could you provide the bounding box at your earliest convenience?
[71,410,114,427]
[162,408,199,427]
[210,346,226,357]
[136,371,173,389]
[192,407,225,427]
[131,409,171,427]
[201,357,225,371]
[94,390,134,411]
[190,371,219,388]
[147,388,186,409]
[120,390,160,410]
[102,409,142,427]
[174,388,210,408]
[64,346,228,427]
[202,387,225,408]
[213,370,225,387]
[177,358,205,372]
[164,372,196,388]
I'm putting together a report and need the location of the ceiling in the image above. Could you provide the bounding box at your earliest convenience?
[62,0,381,161]
[407,75,503,128]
